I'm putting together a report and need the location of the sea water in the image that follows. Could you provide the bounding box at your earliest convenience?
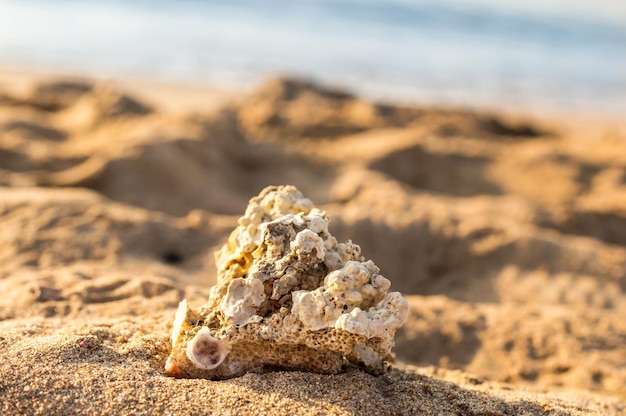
[1,0,624,114]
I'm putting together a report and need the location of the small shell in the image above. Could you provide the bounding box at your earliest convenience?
[186,327,230,370]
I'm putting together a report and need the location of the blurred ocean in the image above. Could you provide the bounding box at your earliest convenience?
[1,0,625,113]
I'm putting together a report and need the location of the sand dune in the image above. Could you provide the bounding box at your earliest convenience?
[1,74,625,415]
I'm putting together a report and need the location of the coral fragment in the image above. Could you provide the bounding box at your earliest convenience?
[165,185,408,379]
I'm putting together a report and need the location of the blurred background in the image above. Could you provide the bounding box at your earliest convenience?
[1,0,625,114]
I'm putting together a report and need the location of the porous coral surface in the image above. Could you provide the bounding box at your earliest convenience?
[165,185,408,379]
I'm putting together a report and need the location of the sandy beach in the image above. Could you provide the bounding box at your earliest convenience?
[1,69,625,415]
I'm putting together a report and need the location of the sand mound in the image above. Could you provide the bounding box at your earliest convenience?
[26,80,93,110]
[1,318,622,416]
[397,296,626,398]
[1,75,625,414]
[0,84,335,215]
[237,77,545,142]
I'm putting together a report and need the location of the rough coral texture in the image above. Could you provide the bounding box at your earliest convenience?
[165,185,408,379]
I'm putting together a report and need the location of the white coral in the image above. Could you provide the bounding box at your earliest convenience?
[292,229,326,260]
[166,185,409,379]
[335,292,408,340]
[220,277,265,325]
[291,260,407,342]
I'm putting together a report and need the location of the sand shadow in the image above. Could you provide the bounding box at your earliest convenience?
[223,368,547,415]
[330,214,625,302]
[24,80,94,111]
[0,148,34,173]
[369,144,502,197]
[476,116,544,138]
[329,216,499,298]
[40,122,337,216]
[542,211,626,247]
[1,120,67,141]
[395,313,485,368]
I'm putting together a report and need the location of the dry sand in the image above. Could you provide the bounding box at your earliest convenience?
[1,71,625,415]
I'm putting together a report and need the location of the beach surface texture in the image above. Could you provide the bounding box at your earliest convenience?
[0,74,625,415]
